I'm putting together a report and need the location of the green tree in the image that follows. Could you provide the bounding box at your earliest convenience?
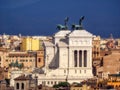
[53,84,59,88]
[58,82,70,87]
[53,82,70,88]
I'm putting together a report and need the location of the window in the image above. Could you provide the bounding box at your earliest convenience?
[42,81,46,85]
[79,50,82,67]
[16,83,19,89]
[54,81,57,85]
[42,81,44,84]
[44,81,46,85]
[38,58,41,62]
[84,50,87,67]
[30,59,32,62]
[74,50,77,67]
[21,83,24,89]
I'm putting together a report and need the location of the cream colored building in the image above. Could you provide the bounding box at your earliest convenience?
[36,50,44,68]
[21,37,40,51]
[0,51,36,73]
[0,51,8,67]
[97,49,120,78]
[100,39,107,50]
[92,36,101,59]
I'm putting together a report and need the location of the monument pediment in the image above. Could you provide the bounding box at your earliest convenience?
[68,30,92,37]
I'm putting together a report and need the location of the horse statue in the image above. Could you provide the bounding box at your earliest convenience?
[72,24,80,30]
[57,17,69,30]
[79,16,84,26]
[72,16,85,30]
[57,24,68,30]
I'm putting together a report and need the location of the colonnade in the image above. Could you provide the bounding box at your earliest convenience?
[74,50,87,67]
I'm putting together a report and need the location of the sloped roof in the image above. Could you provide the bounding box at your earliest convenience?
[14,74,31,81]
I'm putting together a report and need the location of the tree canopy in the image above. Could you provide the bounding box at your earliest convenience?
[53,81,70,89]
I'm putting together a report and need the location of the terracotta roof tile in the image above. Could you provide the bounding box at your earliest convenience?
[14,74,31,80]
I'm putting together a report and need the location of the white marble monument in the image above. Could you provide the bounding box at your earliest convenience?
[36,24,93,86]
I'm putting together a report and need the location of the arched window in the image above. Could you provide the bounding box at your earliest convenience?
[84,50,87,67]
[74,50,77,67]
[21,83,24,89]
[79,50,82,67]
[16,83,19,89]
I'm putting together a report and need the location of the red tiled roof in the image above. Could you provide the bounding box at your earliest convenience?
[14,74,31,81]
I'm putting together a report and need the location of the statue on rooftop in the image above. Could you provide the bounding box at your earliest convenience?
[79,16,85,26]
[57,17,69,30]
[72,16,85,30]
